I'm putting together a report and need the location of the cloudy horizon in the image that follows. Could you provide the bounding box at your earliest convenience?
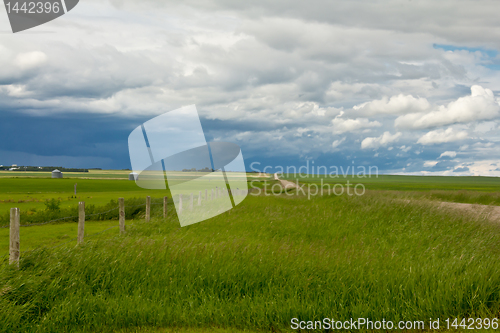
[1,0,500,176]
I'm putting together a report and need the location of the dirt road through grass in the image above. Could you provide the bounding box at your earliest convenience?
[274,173,298,190]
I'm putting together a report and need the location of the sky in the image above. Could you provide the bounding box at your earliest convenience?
[1,0,500,176]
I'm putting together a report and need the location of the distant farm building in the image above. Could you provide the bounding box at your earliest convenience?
[129,172,139,181]
[52,169,63,178]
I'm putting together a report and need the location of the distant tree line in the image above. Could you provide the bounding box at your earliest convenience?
[182,167,213,172]
[0,166,90,172]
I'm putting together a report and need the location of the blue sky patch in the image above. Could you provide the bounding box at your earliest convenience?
[433,44,498,58]
[433,44,500,70]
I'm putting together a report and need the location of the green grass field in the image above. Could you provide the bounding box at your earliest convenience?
[0,170,131,179]
[279,174,500,206]
[0,177,169,215]
[0,220,122,257]
[1,172,500,332]
[281,173,500,191]
[0,172,267,215]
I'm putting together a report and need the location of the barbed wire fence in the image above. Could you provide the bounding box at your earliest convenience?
[1,188,251,265]
[0,198,167,265]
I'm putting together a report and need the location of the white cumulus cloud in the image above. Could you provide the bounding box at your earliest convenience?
[399,145,412,152]
[417,128,469,145]
[395,85,500,129]
[423,161,438,167]
[331,137,346,149]
[353,94,430,116]
[361,131,402,149]
[438,151,457,158]
[15,51,47,70]
[331,113,381,134]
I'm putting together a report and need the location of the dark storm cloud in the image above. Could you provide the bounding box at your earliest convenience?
[0,0,499,175]
[0,109,148,168]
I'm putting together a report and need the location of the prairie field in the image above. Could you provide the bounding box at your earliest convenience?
[1,172,500,332]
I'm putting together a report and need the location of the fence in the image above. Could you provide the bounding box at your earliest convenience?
[4,196,168,267]
[175,186,248,215]
[4,186,249,267]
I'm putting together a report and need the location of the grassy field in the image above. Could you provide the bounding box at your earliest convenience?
[1,172,500,332]
[281,174,500,191]
[0,172,266,215]
[0,177,169,215]
[1,193,500,332]
[0,170,132,179]
[0,220,120,257]
[278,174,500,206]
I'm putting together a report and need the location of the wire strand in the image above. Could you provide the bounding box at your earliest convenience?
[0,203,153,228]
[0,200,168,263]
[0,220,144,263]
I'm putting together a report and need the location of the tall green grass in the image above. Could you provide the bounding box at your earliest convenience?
[278,174,500,206]
[423,190,500,206]
[0,197,166,227]
[1,193,500,332]
[0,220,121,254]
[358,190,500,207]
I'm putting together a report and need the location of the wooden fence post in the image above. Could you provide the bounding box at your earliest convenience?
[119,197,125,234]
[190,193,193,210]
[198,191,201,206]
[163,196,168,218]
[211,189,214,200]
[78,202,85,244]
[9,208,20,266]
[205,189,207,201]
[146,196,151,222]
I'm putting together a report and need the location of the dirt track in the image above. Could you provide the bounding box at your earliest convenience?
[398,198,500,222]
[274,173,298,190]
[436,201,500,222]
[274,173,500,223]
[273,173,500,221]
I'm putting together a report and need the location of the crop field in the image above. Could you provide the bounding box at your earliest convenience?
[0,171,265,215]
[281,173,500,191]
[1,172,500,332]
[279,174,500,206]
